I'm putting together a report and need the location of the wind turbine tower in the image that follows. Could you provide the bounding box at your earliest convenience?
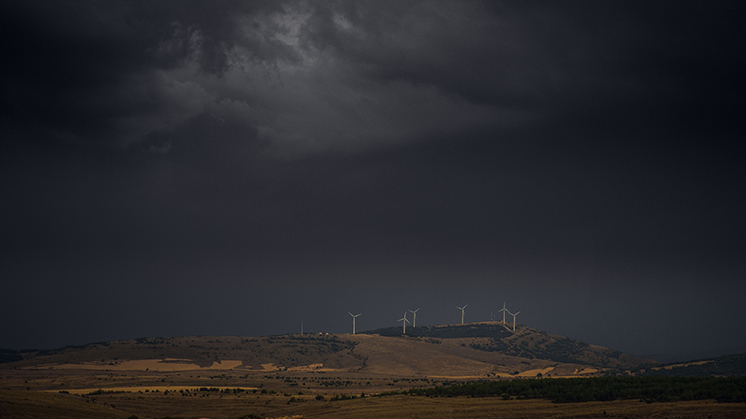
[349,312,361,334]
[499,302,508,323]
[508,310,520,332]
[457,305,468,324]
[398,311,410,334]
[408,308,420,328]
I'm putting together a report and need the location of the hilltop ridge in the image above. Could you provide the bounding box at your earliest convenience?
[2,323,652,379]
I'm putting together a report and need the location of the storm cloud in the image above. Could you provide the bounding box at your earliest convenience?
[1,1,745,359]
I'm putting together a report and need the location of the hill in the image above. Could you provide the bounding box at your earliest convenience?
[634,352,746,377]
[362,322,649,370]
[2,327,744,419]
[2,334,363,371]
[2,323,651,379]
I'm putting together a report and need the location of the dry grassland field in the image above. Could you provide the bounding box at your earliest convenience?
[2,388,745,419]
[2,330,745,418]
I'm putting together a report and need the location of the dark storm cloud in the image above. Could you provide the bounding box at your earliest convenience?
[3,1,743,151]
[0,1,287,146]
[297,1,745,137]
[1,1,745,355]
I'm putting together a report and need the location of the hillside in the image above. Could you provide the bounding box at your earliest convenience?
[2,323,651,379]
[635,352,746,377]
[2,334,363,371]
[362,322,650,370]
[1,329,742,419]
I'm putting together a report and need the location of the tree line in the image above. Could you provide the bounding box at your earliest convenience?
[405,376,746,403]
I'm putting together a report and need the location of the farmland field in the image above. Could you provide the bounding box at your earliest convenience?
[2,330,745,418]
[2,389,746,419]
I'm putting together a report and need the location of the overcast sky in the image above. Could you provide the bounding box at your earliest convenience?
[1,1,745,360]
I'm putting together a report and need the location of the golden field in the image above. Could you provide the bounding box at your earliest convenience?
[2,329,744,418]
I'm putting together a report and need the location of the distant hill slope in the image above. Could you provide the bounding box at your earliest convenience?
[2,324,652,379]
[3,335,364,370]
[362,322,650,369]
[635,352,746,377]
[0,348,23,364]
[363,323,514,339]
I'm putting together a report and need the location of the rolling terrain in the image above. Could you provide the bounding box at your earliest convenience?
[3,324,746,419]
[634,352,746,377]
[2,322,650,379]
[363,322,648,370]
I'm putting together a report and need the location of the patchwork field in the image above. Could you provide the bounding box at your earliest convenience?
[2,326,744,418]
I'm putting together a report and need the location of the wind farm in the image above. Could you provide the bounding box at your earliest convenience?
[4,304,745,419]
[336,302,524,336]
[1,291,742,419]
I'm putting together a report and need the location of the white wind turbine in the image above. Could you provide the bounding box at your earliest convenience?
[508,310,520,332]
[398,311,410,334]
[348,312,361,335]
[457,304,468,324]
[408,308,420,328]
[499,302,508,323]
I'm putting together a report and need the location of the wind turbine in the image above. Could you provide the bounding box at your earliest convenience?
[348,312,361,335]
[508,310,520,332]
[408,308,420,328]
[457,305,468,324]
[499,302,508,323]
[398,311,410,334]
